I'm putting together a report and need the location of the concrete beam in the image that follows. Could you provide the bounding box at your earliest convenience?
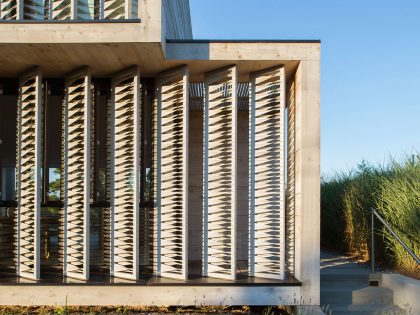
[166,42,320,62]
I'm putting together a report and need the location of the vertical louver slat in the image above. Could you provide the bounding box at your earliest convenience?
[58,97,66,268]
[0,0,18,19]
[249,66,286,280]
[285,81,296,276]
[63,67,91,280]
[103,97,112,269]
[103,0,130,19]
[203,66,237,280]
[156,66,189,280]
[51,0,71,19]
[152,86,158,275]
[110,66,140,280]
[17,67,42,280]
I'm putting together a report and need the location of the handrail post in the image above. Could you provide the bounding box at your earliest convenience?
[371,208,375,273]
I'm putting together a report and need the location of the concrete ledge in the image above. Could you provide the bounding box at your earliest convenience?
[382,273,420,314]
[0,285,301,306]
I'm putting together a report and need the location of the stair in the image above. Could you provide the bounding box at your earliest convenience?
[321,252,370,314]
[320,252,407,314]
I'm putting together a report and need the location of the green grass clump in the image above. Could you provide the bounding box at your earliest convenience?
[321,155,420,275]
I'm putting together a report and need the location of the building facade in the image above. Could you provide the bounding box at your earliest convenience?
[0,0,320,306]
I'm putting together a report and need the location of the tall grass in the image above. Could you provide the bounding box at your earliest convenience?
[376,158,420,272]
[321,155,420,275]
[320,172,352,251]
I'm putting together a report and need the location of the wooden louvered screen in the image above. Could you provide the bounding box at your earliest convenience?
[203,66,237,280]
[249,66,286,280]
[63,67,91,280]
[156,66,189,280]
[51,0,71,19]
[103,0,131,19]
[0,0,135,20]
[0,0,19,19]
[286,80,296,276]
[51,0,94,20]
[16,67,42,280]
[110,66,140,280]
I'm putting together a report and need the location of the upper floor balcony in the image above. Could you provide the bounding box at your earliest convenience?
[0,0,192,41]
[0,0,139,20]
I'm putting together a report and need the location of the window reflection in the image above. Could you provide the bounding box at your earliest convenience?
[40,207,61,268]
[0,168,15,201]
[48,168,60,201]
[0,207,15,270]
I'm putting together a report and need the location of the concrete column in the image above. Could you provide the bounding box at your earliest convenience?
[294,60,321,304]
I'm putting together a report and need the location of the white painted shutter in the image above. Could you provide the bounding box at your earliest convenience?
[203,66,237,280]
[16,66,42,280]
[63,66,91,280]
[249,66,286,280]
[110,66,140,280]
[156,66,189,279]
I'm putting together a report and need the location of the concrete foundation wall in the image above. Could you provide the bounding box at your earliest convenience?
[0,285,301,306]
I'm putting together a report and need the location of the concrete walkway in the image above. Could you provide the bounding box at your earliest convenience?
[320,251,371,314]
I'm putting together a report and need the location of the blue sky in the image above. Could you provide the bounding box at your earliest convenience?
[189,0,420,175]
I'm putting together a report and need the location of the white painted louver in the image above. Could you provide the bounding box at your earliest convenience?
[51,0,71,19]
[249,66,286,280]
[156,66,189,280]
[110,66,140,280]
[51,0,94,19]
[16,67,42,280]
[63,67,91,280]
[286,81,296,276]
[0,0,18,19]
[102,0,131,19]
[203,66,237,280]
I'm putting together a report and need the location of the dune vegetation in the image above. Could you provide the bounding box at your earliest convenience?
[321,155,420,277]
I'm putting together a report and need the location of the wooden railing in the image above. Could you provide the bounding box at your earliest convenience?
[0,0,139,21]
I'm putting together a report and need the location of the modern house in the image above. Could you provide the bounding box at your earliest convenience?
[0,0,320,306]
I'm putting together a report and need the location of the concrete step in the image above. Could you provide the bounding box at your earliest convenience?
[321,288,353,305]
[321,273,370,282]
[352,287,393,305]
[346,304,406,315]
[321,279,369,290]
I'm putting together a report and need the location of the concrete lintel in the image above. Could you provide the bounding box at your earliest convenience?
[165,42,320,62]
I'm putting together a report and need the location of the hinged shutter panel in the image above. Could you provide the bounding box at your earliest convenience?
[17,66,42,280]
[156,66,189,280]
[63,66,91,280]
[249,66,286,280]
[110,66,140,280]
[203,66,237,280]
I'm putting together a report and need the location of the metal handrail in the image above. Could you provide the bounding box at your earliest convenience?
[371,208,420,273]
